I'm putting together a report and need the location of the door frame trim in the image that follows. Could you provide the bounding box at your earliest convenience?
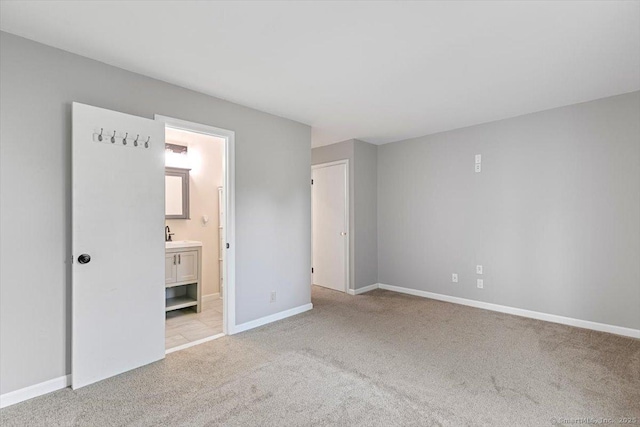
[311,159,350,293]
[154,115,237,336]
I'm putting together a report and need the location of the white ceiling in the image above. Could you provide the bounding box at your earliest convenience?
[1,1,638,147]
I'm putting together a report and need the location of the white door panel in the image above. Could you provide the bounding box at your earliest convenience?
[312,162,348,292]
[72,102,165,389]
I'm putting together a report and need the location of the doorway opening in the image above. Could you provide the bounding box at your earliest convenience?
[311,160,349,293]
[156,116,236,353]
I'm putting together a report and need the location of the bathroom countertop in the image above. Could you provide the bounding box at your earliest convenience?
[165,240,202,249]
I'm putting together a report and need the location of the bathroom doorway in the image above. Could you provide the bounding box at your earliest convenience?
[155,115,236,353]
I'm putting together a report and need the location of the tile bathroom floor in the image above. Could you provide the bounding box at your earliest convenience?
[165,298,223,350]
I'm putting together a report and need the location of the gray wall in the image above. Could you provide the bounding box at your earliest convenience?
[353,140,378,289]
[312,139,378,290]
[378,91,640,330]
[0,32,311,394]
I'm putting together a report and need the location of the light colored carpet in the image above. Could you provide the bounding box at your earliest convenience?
[1,286,638,426]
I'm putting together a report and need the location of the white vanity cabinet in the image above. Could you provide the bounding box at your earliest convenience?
[165,253,178,284]
[175,251,198,283]
[165,242,202,313]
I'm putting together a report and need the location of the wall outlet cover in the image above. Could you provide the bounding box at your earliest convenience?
[270,291,277,303]
[477,279,484,289]
[475,154,482,164]
[452,273,458,283]
[476,265,483,275]
[475,164,482,173]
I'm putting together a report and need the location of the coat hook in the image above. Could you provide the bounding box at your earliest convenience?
[98,128,103,142]
[123,132,128,145]
[134,134,139,147]
[111,131,116,143]
[145,136,150,148]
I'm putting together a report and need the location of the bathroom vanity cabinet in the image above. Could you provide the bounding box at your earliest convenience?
[165,241,202,313]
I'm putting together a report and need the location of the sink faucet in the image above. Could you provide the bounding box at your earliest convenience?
[165,226,174,242]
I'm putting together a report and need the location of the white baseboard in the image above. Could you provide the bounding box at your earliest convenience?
[202,293,221,302]
[347,283,379,295]
[231,303,313,334]
[0,374,70,409]
[377,283,640,339]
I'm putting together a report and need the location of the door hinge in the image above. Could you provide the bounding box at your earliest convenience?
[312,267,314,273]
[226,243,230,249]
[311,179,314,185]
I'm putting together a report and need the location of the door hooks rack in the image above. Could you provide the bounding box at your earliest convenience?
[93,128,151,148]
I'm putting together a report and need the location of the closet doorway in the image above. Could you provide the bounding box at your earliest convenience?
[312,160,349,292]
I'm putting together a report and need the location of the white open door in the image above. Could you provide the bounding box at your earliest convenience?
[72,103,165,389]
[312,161,348,292]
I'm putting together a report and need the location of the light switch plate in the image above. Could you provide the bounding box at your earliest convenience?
[476,265,483,275]
[477,279,484,289]
[475,154,482,164]
[475,164,482,173]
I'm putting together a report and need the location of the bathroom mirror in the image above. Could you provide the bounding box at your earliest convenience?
[165,167,190,219]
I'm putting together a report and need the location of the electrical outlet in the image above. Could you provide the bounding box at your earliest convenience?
[477,279,484,289]
[452,273,458,283]
[475,163,482,173]
[475,154,482,164]
[476,265,483,275]
[270,291,277,303]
